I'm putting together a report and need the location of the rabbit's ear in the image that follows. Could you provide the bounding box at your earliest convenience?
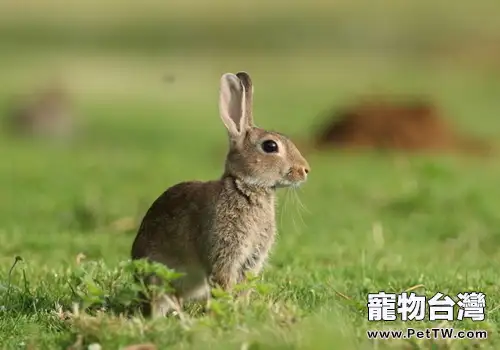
[219,73,247,139]
[236,71,254,128]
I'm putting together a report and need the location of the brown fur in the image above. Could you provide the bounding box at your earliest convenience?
[131,72,310,317]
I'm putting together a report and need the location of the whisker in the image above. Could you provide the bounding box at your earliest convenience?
[280,188,291,230]
[291,188,307,229]
[287,188,301,233]
[293,187,310,214]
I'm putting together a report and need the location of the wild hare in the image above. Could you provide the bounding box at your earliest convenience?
[131,71,310,318]
[4,83,73,140]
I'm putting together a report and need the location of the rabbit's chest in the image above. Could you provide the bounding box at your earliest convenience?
[216,196,276,243]
[245,209,275,243]
[241,197,275,233]
[234,201,276,258]
[210,186,277,270]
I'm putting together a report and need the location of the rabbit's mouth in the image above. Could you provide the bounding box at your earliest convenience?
[277,168,308,188]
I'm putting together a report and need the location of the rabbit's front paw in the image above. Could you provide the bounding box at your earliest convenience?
[207,274,216,288]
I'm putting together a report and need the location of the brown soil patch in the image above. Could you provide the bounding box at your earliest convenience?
[313,95,491,155]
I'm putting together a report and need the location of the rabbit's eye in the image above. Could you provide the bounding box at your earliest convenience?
[262,140,279,153]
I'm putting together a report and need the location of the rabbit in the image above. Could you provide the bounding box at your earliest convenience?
[131,71,310,318]
[5,83,73,140]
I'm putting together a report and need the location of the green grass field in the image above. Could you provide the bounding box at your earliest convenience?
[1,1,500,349]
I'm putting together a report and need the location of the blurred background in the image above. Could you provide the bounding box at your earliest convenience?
[3,2,500,347]
[1,0,500,263]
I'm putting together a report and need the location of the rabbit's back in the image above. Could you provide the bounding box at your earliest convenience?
[131,180,223,303]
[132,180,220,265]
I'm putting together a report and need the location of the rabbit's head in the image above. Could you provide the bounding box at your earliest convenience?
[219,72,310,189]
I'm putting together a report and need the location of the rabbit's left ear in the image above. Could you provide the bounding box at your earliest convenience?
[219,73,248,139]
[236,71,254,128]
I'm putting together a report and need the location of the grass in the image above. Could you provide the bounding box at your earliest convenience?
[1,0,500,349]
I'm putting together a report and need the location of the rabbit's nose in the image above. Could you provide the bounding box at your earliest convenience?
[302,161,311,176]
[298,166,310,179]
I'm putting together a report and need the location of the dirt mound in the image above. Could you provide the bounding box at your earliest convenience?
[314,96,490,155]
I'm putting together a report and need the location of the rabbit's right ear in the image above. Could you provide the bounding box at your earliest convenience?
[219,73,247,140]
[236,71,254,128]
